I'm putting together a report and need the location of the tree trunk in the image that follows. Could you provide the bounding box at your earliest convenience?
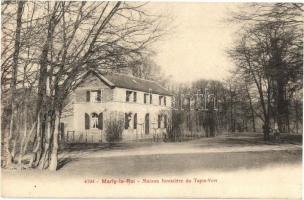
[264,84,272,141]
[295,100,299,134]
[6,1,25,167]
[33,2,62,169]
[38,115,55,169]
[49,112,60,171]
[23,120,38,160]
[245,84,256,132]
[18,104,27,169]
[277,80,286,133]
[30,114,41,167]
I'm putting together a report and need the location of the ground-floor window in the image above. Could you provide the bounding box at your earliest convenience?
[91,113,99,128]
[158,114,162,128]
[164,114,167,128]
[85,112,103,130]
[158,114,168,129]
[125,112,132,129]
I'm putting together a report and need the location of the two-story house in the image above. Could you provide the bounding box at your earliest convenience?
[61,70,173,143]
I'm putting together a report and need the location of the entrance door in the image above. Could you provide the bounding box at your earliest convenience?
[145,113,149,134]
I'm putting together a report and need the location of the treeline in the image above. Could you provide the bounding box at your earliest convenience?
[1,1,165,170]
[166,3,303,140]
[167,79,260,140]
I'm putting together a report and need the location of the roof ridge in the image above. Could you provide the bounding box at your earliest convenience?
[85,70,172,96]
[106,72,161,84]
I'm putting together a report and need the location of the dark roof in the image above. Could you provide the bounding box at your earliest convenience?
[81,70,172,96]
[102,73,172,96]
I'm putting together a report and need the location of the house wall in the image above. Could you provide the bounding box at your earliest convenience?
[62,74,173,143]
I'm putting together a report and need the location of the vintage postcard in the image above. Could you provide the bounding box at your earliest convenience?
[1,1,302,199]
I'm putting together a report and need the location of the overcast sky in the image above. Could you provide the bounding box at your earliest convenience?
[150,3,240,82]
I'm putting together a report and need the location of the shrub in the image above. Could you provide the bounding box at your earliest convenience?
[105,117,124,144]
[166,110,184,142]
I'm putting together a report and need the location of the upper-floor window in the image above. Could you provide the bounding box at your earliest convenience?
[159,95,167,106]
[126,91,137,102]
[159,96,163,105]
[86,90,101,103]
[144,93,149,104]
[126,91,132,102]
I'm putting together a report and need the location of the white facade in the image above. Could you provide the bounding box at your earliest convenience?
[61,72,172,143]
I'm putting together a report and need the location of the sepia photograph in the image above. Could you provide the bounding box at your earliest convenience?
[1,1,303,199]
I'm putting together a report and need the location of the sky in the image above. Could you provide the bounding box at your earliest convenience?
[150,3,240,82]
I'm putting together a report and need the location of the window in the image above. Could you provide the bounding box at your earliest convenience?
[125,113,132,129]
[133,92,137,102]
[133,113,137,129]
[126,91,132,102]
[87,90,101,102]
[150,94,152,104]
[127,91,137,102]
[144,93,149,104]
[159,96,167,106]
[91,113,99,128]
[158,115,161,128]
[164,115,167,128]
[84,112,103,130]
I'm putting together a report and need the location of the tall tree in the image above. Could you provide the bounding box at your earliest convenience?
[228,3,303,139]
[6,1,25,165]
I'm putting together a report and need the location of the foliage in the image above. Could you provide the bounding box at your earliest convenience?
[166,110,184,142]
[105,115,124,144]
[228,3,303,139]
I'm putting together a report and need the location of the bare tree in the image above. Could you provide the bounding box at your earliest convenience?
[1,1,166,170]
[228,3,303,139]
[5,1,25,166]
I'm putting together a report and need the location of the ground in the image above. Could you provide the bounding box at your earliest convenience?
[1,132,302,198]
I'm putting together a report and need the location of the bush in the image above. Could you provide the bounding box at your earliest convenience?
[166,110,184,142]
[105,118,124,143]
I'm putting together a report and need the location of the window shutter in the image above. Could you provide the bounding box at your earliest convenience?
[97,90,101,102]
[134,113,137,129]
[98,113,103,130]
[126,91,129,102]
[133,92,137,102]
[86,91,90,102]
[85,113,90,130]
[164,115,167,128]
[125,113,129,129]
[164,97,167,105]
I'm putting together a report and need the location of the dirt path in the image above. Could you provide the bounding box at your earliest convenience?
[60,134,301,159]
[1,134,302,198]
